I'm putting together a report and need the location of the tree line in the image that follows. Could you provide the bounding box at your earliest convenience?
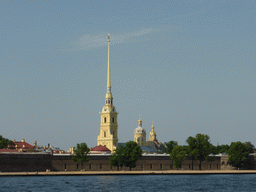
[162,133,255,170]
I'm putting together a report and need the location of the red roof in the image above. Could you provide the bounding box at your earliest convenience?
[11,141,34,149]
[91,145,111,152]
[0,149,19,153]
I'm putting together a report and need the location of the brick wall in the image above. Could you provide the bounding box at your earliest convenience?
[0,153,52,172]
[52,155,221,171]
[0,153,225,172]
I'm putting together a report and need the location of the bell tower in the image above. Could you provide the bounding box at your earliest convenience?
[97,34,118,152]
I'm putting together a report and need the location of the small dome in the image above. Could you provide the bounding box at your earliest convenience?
[91,145,111,152]
[134,127,146,134]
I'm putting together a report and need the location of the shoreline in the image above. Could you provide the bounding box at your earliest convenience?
[1,170,256,177]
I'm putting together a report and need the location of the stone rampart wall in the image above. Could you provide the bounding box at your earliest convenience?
[52,155,221,171]
[0,153,52,172]
[0,153,225,172]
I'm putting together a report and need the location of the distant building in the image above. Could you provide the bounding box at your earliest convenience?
[90,145,111,154]
[133,117,164,154]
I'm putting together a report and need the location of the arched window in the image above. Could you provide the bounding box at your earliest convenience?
[104,118,106,123]
[112,117,114,123]
[104,132,106,137]
[113,131,115,137]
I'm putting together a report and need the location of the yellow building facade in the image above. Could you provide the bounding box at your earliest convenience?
[97,35,118,152]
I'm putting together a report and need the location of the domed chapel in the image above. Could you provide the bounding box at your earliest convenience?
[96,35,164,154]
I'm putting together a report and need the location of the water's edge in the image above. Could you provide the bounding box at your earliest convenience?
[1,170,256,177]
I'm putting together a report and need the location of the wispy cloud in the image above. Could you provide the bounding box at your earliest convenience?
[62,25,185,52]
[65,27,156,51]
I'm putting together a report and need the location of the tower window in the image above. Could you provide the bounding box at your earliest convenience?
[112,117,114,123]
[104,132,106,137]
[113,131,115,137]
[104,118,106,123]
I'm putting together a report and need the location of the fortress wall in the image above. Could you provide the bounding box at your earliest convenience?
[51,155,221,171]
[0,153,235,172]
[0,153,52,172]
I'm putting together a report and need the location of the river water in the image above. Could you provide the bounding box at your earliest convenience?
[0,174,256,191]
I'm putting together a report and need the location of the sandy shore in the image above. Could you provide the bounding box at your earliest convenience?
[1,170,256,177]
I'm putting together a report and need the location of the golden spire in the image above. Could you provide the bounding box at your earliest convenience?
[107,34,111,90]
[138,114,142,127]
[105,34,113,101]
[151,121,154,130]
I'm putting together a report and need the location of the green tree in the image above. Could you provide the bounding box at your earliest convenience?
[228,141,250,169]
[109,145,125,171]
[211,144,230,154]
[71,143,90,170]
[186,136,198,170]
[123,141,142,170]
[162,140,178,154]
[194,133,213,170]
[170,145,187,169]
[187,134,213,170]
[244,142,255,153]
[0,135,14,149]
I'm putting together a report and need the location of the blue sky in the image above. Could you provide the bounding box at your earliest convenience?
[0,0,255,150]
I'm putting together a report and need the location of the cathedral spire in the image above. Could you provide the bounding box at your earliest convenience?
[105,34,113,105]
[107,34,111,92]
